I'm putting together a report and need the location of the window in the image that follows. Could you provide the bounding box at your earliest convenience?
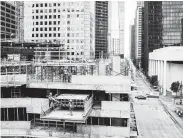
[40,16,43,19]
[49,15,52,19]
[67,33,70,37]
[36,34,38,37]
[45,9,47,13]
[40,9,43,13]
[49,27,52,31]
[54,15,56,19]
[45,3,47,7]
[54,33,56,37]
[36,4,38,7]
[36,22,38,25]
[67,15,70,18]
[49,33,52,37]
[54,3,56,6]
[49,21,52,25]
[67,21,70,24]
[54,27,56,31]
[54,9,56,13]
[36,28,38,31]
[40,28,43,31]
[58,21,60,25]
[77,14,79,17]
[45,27,47,31]
[58,33,60,37]
[32,4,34,7]
[40,21,43,25]
[45,15,47,19]
[49,9,52,13]
[54,21,56,25]
[32,34,34,37]
[40,3,43,7]
[67,27,70,31]
[49,3,52,7]
[32,16,34,19]
[45,34,47,37]
[36,16,38,19]
[45,21,47,25]
[40,34,43,37]
[67,40,70,43]
[32,28,34,31]
[36,10,39,13]
[58,15,60,18]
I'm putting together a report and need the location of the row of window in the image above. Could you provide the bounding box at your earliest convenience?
[32,27,84,32]
[33,20,79,25]
[32,2,83,8]
[32,14,81,20]
[32,8,84,13]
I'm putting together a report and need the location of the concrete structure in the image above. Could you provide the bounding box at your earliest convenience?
[24,2,95,60]
[1,58,135,138]
[148,47,183,96]
[1,1,24,42]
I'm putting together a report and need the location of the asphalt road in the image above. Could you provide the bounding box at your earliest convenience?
[132,74,183,138]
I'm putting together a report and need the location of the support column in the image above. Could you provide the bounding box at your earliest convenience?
[152,60,155,75]
[157,60,160,82]
[163,60,167,96]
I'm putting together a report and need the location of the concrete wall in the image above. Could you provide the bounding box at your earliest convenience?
[89,109,130,118]
[102,101,130,111]
[1,121,31,129]
[77,125,130,138]
[1,74,27,85]
[1,98,49,114]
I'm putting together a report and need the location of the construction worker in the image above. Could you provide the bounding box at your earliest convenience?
[69,99,74,116]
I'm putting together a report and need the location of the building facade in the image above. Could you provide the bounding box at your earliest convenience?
[143,1,183,74]
[1,1,24,42]
[111,38,120,55]
[135,5,144,68]
[24,2,95,60]
[130,25,136,61]
[95,1,108,59]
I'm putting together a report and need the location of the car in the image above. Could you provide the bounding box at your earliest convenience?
[175,107,183,117]
[135,95,146,100]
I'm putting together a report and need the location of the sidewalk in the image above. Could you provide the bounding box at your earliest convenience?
[160,96,183,132]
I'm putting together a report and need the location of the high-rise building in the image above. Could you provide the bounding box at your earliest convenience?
[143,1,183,74]
[111,38,120,55]
[95,1,108,59]
[130,25,136,61]
[1,1,24,42]
[118,2,125,58]
[24,2,95,60]
[135,4,144,68]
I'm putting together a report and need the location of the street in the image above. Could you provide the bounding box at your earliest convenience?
[132,72,183,138]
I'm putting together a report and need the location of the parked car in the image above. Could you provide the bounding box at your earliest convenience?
[175,107,183,117]
[135,95,146,100]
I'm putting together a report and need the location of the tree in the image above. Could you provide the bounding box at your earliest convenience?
[170,81,180,97]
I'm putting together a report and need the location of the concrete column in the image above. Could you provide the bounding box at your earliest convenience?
[152,60,154,75]
[157,60,160,82]
[163,60,167,96]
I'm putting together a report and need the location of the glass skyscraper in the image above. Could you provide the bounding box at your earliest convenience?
[143,1,183,74]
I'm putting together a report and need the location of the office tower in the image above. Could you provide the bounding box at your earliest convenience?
[1,1,24,42]
[135,4,144,68]
[111,38,120,55]
[131,25,136,61]
[143,1,183,74]
[95,1,108,59]
[118,1,125,58]
[24,2,95,60]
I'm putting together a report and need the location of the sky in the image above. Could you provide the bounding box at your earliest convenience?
[124,0,137,58]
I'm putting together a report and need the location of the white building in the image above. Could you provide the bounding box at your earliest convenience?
[148,47,183,96]
[24,2,95,60]
[135,6,143,66]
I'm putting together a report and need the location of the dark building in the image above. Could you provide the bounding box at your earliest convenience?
[131,25,136,62]
[143,1,183,74]
[0,1,24,42]
[95,1,108,59]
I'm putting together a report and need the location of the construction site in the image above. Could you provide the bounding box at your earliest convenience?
[0,49,138,138]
